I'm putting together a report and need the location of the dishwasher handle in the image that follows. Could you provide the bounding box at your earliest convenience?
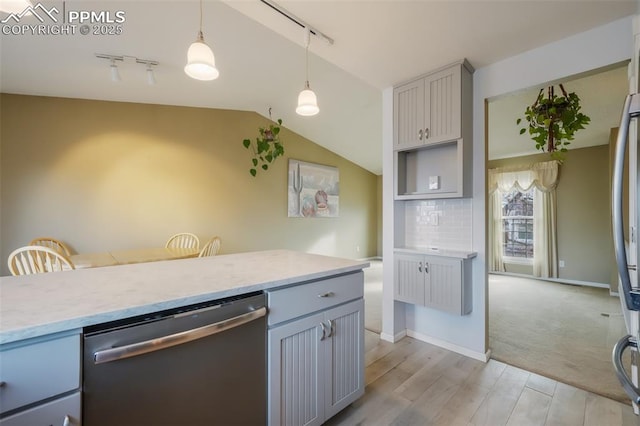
[612,334,640,404]
[94,306,267,364]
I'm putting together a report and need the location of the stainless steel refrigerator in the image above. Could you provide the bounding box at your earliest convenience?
[612,14,640,413]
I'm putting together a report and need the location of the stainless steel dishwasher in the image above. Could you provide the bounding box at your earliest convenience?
[82,291,266,426]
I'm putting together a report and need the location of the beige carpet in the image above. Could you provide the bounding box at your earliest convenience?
[489,274,630,403]
[364,259,382,333]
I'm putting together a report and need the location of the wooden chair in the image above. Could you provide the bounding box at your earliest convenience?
[165,233,200,250]
[199,237,221,257]
[29,237,72,257]
[8,245,75,276]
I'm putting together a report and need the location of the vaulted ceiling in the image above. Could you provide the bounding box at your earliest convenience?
[1,1,637,174]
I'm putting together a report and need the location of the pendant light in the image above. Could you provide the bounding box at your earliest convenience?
[296,27,319,116]
[184,0,219,81]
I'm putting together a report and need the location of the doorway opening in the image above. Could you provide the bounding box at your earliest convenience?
[486,64,630,402]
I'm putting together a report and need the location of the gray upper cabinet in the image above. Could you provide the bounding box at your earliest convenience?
[393,59,473,199]
[393,59,472,150]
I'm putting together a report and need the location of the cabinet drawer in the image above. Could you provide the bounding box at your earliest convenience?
[268,272,363,326]
[0,334,80,414]
[0,392,81,426]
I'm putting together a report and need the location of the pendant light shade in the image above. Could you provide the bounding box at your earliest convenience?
[296,81,319,116]
[185,0,218,81]
[185,31,218,80]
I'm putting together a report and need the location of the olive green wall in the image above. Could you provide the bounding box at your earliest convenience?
[488,144,613,286]
[0,94,379,275]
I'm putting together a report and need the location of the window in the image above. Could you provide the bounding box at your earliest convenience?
[502,188,534,260]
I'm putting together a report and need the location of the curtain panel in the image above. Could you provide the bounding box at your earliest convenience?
[488,160,559,278]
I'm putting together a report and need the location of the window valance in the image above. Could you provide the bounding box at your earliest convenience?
[488,160,559,194]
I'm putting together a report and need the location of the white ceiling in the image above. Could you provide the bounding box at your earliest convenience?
[488,64,630,160]
[1,1,637,175]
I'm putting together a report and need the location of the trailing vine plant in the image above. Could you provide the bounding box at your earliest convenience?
[516,84,590,161]
[242,115,285,177]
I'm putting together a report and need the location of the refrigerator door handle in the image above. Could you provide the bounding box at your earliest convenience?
[612,93,640,311]
[613,334,640,404]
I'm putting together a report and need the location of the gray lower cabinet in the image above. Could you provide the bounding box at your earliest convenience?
[0,332,81,425]
[267,273,365,426]
[394,252,472,315]
[0,393,80,426]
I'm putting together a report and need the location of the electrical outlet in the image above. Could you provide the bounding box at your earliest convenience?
[559,260,565,268]
[428,212,439,226]
[356,245,360,253]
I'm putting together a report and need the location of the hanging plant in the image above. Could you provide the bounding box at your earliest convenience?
[242,117,285,177]
[516,84,591,161]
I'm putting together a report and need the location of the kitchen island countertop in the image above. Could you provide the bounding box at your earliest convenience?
[0,250,369,345]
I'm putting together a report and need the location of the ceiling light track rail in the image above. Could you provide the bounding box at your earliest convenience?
[95,53,158,85]
[95,53,158,67]
[259,0,334,46]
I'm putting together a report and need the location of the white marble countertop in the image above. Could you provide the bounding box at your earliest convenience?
[0,250,369,345]
[394,247,477,259]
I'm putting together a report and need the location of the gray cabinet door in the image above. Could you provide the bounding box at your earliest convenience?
[268,312,325,426]
[423,65,462,145]
[323,299,365,419]
[394,79,425,150]
[425,256,463,314]
[394,253,425,305]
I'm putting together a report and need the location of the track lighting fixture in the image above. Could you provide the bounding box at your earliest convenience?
[184,0,219,81]
[109,58,121,83]
[296,27,319,117]
[145,64,156,86]
[95,53,159,85]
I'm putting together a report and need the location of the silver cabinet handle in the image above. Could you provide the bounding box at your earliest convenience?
[63,415,71,426]
[320,322,327,341]
[424,128,430,139]
[318,291,334,298]
[325,320,335,338]
[94,307,267,364]
[425,262,429,273]
[613,93,640,311]
[612,334,640,403]
[418,129,423,140]
[418,262,422,273]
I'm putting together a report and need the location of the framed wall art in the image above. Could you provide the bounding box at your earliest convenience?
[287,159,339,218]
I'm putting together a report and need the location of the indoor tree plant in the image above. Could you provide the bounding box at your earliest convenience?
[516,84,590,161]
[242,118,285,177]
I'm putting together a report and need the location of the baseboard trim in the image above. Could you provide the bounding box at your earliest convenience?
[406,330,490,362]
[490,272,610,290]
[380,330,406,343]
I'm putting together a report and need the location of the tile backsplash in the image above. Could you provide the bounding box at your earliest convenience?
[404,199,472,251]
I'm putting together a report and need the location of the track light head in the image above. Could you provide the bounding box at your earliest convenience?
[110,59,121,83]
[146,64,156,85]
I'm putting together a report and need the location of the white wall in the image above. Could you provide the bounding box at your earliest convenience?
[382,15,634,360]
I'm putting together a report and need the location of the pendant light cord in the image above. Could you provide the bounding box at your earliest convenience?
[198,0,203,38]
[304,27,310,85]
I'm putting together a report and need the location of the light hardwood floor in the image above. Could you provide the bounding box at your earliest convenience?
[325,330,638,426]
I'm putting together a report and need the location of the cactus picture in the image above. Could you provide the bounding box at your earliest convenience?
[287,159,339,218]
